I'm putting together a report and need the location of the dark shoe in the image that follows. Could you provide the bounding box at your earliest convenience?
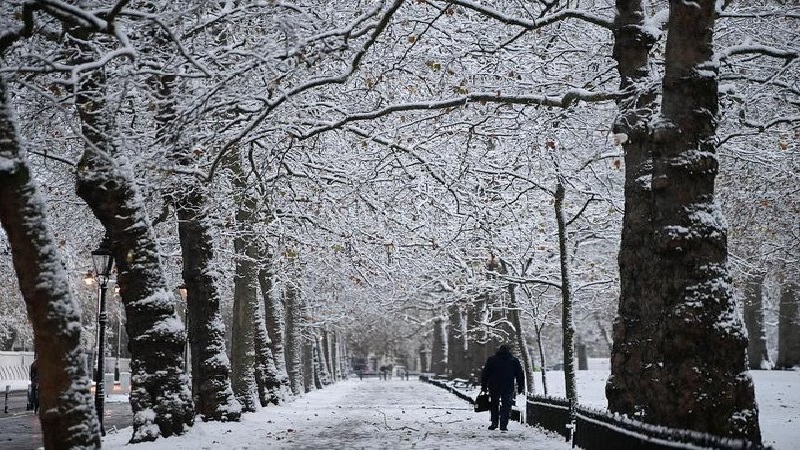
[488,424,498,430]
[500,427,508,432]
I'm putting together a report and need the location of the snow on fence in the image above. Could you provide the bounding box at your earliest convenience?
[527,395,572,440]
[419,376,768,450]
[526,395,769,450]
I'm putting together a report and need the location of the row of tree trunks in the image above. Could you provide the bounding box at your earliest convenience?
[0,75,101,450]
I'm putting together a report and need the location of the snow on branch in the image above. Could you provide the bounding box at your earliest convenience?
[715,43,799,65]
[296,89,619,140]
[1,0,132,58]
[445,0,613,30]
[206,0,406,181]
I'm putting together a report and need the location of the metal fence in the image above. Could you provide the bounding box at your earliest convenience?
[526,395,572,440]
[527,395,770,450]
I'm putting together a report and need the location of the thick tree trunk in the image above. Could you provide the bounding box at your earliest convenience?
[175,185,241,421]
[230,233,258,412]
[303,331,316,393]
[607,0,660,419]
[253,300,282,406]
[0,76,101,449]
[284,281,305,395]
[777,281,800,369]
[447,303,468,379]
[431,317,447,374]
[70,33,193,442]
[633,0,759,439]
[743,275,771,369]
[316,333,332,386]
[258,264,292,394]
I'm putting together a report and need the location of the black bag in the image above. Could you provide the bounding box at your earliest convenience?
[474,391,491,413]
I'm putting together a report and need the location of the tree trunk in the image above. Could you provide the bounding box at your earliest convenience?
[70,32,193,442]
[554,176,577,411]
[258,264,291,394]
[331,330,341,381]
[253,299,282,406]
[316,332,332,386]
[777,281,800,369]
[431,317,447,374]
[501,260,535,394]
[230,199,259,412]
[447,303,468,379]
[466,298,486,380]
[535,324,549,396]
[284,281,305,395]
[303,329,317,393]
[0,76,102,449]
[633,0,759,439]
[742,275,771,369]
[606,0,660,420]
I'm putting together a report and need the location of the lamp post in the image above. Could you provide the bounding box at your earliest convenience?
[113,285,121,382]
[91,236,114,436]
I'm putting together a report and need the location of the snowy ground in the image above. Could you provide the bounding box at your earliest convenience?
[6,369,796,449]
[102,378,570,450]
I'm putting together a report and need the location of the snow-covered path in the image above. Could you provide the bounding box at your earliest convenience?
[103,378,570,449]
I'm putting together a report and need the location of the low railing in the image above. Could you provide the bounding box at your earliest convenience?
[573,406,767,450]
[526,395,572,440]
[527,395,769,450]
[420,374,768,449]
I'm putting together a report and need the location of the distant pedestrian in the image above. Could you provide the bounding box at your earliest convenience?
[29,356,39,413]
[480,344,524,431]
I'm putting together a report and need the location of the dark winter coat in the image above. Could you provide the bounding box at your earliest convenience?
[480,346,524,395]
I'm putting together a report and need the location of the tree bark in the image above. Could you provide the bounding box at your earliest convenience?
[447,303,468,379]
[259,263,292,393]
[253,299,282,406]
[607,0,660,420]
[630,0,759,439]
[431,317,447,375]
[230,232,258,412]
[70,31,193,442]
[316,332,332,386]
[554,176,577,411]
[742,275,771,369]
[535,323,549,396]
[284,280,305,395]
[501,262,535,394]
[0,76,101,450]
[777,281,800,369]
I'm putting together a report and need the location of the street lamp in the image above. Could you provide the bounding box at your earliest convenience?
[113,285,121,382]
[91,236,114,437]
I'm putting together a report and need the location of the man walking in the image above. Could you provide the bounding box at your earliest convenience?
[480,344,524,431]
